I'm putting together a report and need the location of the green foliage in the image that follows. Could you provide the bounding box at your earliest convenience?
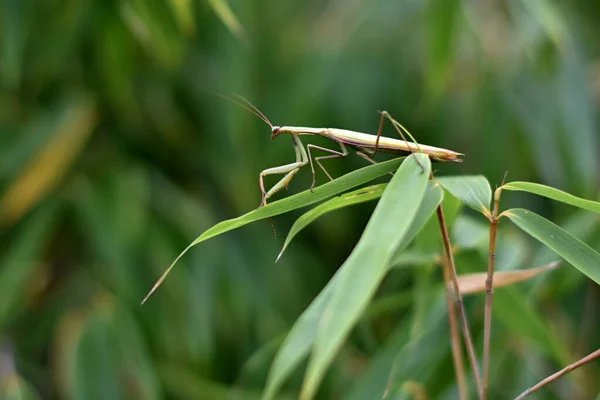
[437,175,492,216]
[504,209,600,285]
[262,169,443,400]
[1,0,600,399]
[300,154,431,399]
[143,157,404,302]
[277,183,388,261]
[503,181,600,214]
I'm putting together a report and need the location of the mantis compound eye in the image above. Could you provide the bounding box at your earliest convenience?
[271,126,281,139]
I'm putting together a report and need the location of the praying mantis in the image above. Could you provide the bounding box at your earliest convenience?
[224,95,463,206]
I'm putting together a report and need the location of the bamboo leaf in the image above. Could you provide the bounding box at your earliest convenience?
[277,184,387,262]
[456,261,560,295]
[160,363,291,400]
[0,96,97,225]
[0,374,41,400]
[503,208,600,285]
[0,0,30,88]
[143,157,405,303]
[413,183,462,252]
[167,0,195,35]
[494,286,568,363]
[262,170,442,400]
[347,294,447,400]
[0,203,59,327]
[426,0,460,96]
[520,0,568,50]
[502,181,600,214]
[206,0,245,42]
[451,214,489,250]
[121,0,184,67]
[301,154,431,400]
[436,175,492,216]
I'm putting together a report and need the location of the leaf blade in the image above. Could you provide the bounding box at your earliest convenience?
[436,175,492,215]
[504,208,600,285]
[206,0,245,42]
[502,181,600,214]
[457,261,560,295]
[301,154,431,399]
[277,184,388,262]
[143,157,405,303]
[262,169,443,400]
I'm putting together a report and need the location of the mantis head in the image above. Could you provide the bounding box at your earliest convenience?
[271,126,282,139]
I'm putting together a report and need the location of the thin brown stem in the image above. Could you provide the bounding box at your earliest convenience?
[482,174,506,400]
[482,219,497,399]
[441,256,468,400]
[437,205,484,398]
[513,349,600,400]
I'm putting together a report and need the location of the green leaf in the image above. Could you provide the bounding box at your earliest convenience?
[347,294,447,400]
[0,0,30,88]
[451,214,489,250]
[426,0,460,97]
[122,0,184,67]
[494,286,568,363]
[0,203,58,328]
[520,0,568,50]
[206,0,246,42]
[436,175,492,216]
[0,374,41,400]
[388,249,438,269]
[55,297,161,400]
[160,363,291,400]
[277,184,387,262]
[262,168,442,400]
[143,157,405,303]
[412,183,462,253]
[504,208,600,285]
[502,181,600,214]
[301,154,431,399]
[167,0,195,34]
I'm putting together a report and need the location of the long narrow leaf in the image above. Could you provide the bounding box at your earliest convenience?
[504,208,600,285]
[206,0,245,42]
[456,261,560,295]
[262,175,443,400]
[436,175,492,216]
[494,286,568,363]
[301,154,431,399]
[143,157,405,303]
[502,181,600,214]
[347,294,447,400]
[277,184,388,262]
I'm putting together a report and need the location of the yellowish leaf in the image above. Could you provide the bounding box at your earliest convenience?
[0,100,97,225]
[456,261,561,295]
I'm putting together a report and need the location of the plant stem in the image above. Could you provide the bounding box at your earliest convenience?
[441,255,468,400]
[513,348,600,400]
[482,177,505,400]
[436,205,483,398]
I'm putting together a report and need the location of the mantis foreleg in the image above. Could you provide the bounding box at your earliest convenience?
[259,134,308,206]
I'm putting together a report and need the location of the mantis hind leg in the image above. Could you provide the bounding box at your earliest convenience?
[373,110,424,172]
[356,149,395,177]
[306,143,348,191]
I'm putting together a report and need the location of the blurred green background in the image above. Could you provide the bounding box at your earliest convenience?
[1,0,599,399]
